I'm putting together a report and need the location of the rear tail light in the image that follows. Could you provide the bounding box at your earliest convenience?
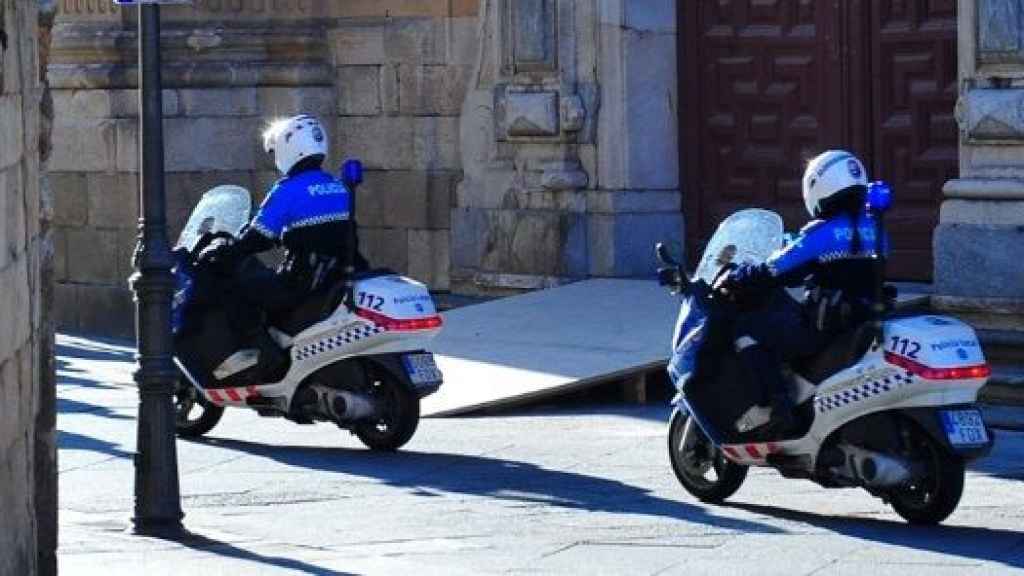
[356,308,443,331]
[884,352,991,380]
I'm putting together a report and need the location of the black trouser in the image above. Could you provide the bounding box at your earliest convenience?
[732,290,823,405]
[224,257,304,337]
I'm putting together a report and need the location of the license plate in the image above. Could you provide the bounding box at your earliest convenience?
[940,409,989,447]
[402,353,443,387]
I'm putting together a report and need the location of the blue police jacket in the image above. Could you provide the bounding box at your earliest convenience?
[250,168,352,246]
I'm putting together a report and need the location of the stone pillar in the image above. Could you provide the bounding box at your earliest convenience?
[0,1,57,574]
[452,0,681,293]
[935,0,1024,325]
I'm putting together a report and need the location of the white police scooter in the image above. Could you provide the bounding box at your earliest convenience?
[169,160,444,451]
[656,182,994,524]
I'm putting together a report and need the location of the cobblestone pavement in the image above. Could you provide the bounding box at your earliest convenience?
[57,335,1024,575]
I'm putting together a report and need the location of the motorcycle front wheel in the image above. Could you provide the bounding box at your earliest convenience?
[668,408,748,503]
[353,366,420,452]
[174,378,225,438]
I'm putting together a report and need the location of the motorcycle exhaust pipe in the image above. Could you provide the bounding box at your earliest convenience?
[841,445,913,488]
[330,391,378,422]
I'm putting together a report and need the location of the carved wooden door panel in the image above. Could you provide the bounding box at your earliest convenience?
[868,0,958,280]
[682,0,958,281]
[682,0,847,264]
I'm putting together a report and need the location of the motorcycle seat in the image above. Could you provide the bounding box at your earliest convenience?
[791,322,876,385]
[269,268,396,336]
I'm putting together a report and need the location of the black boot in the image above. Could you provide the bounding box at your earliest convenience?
[251,329,288,383]
[769,392,796,436]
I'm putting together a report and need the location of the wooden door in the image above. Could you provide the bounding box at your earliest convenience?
[681,0,958,281]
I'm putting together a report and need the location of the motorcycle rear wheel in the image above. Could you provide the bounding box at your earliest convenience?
[354,367,420,451]
[174,379,225,438]
[888,423,965,525]
[668,409,748,503]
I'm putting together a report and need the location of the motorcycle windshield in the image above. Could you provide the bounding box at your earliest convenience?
[693,209,785,285]
[175,185,253,252]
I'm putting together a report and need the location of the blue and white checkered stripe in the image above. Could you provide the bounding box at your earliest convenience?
[294,323,385,361]
[815,371,915,413]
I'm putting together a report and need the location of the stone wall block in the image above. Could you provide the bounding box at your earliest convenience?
[408,229,450,290]
[53,283,79,334]
[66,227,119,284]
[0,95,25,170]
[499,91,559,137]
[75,285,134,338]
[360,227,409,274]
[385,19,446,65]
[87,173,139,229]
[380,64,401,115]
[165,117,259,172]
[935,222,1024,299]
[624,0,678,33]
[356,170,456,230]
[114,120,138,173]
[329,26,386,66]
[49,118,116,173]
[451,206,486,270]
[978,0,1023,57]
[258,86,336,118]
[413,117,461,170]
[179,87,258,117]
[962,88,1024,141]
[399,65,469,116]
[337,65,381,116]
[448,18,481,67]
[337,116,414,169]
[51,89,111,119]
[50,173,87,227]
[53,228,68,283]
[4,168,26,259]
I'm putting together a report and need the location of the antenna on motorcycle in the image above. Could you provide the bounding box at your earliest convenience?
[866,181,892,341]
[341,159,364,310]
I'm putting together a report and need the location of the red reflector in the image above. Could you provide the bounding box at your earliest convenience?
[356,307,443,331]
[884,352,991,380]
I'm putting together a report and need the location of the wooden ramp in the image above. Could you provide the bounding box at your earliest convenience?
[422,279,679,417]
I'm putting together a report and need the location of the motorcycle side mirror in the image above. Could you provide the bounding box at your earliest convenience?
[342,158,364,189]
[655,242,677,267]
[866,180,892,213]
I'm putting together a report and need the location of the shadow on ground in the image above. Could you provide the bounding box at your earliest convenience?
[726,501,1024,570]
[190,437,783,535]
[58,430,132,460]
[146,530,356,576]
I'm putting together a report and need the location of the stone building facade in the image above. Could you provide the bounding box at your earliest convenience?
[0,1,57,575]
[49,0,681,335]
[935,0,1024,330]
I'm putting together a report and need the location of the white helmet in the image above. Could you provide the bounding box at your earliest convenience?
[262,114,328,175]
[801,150,869,218]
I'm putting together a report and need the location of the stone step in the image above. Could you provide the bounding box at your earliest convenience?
[980,364,1024,406]
[978,328,1024,366]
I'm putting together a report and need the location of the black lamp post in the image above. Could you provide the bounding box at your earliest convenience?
[129,2,184,535]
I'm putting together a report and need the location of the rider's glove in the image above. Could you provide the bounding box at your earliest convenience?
[196,238,236,269]
[657,266,681,288]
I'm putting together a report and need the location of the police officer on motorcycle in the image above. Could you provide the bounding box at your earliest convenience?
[714,150,886,433]
[200,114,367,379]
